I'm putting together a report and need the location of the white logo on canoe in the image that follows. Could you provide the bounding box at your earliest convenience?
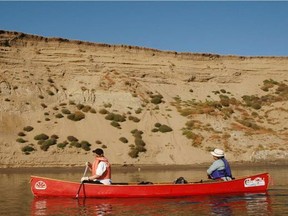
[35,181,47,190]
[244,177,265,187]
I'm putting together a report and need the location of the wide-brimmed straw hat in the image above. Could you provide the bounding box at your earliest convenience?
[211,148,224,157]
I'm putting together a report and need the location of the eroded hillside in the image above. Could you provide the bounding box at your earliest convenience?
[0,30,287,168]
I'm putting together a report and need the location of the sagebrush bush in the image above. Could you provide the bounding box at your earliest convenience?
[154,123,161,128]
[82,105,91,112]
[90,108,97,114]
[46,90,54,96]
[135,137,146,147]
[23,126,34,132]
[128,148,139,158]
[80,141,91,151]
[55,113,64,118]
[131,129,143,139]
[70,141,81,148]
[16,138,27,143]
[61,108,71,115]
[21,145,36,154]
[150,94,163,104]
[135,108,142,114]
[99,109,108,114]
[34,133,49,141]
[111,121,121,129]
[105,113,126,122]
[128,116,140,123]
[67,111,85,121]
[151,128,158,132]
[51,134,59,139]
[67,136,78,142]
[119,137,128,143]
[158,124,173,133]
[57,142,68,149]
[40,138,57,151]
[41,103,47,108]
[18,132,26,137]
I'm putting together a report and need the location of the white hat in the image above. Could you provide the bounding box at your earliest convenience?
[211,148,224,157]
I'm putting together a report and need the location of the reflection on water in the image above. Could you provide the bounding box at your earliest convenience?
[31,193,272,216]
[0,165,287,215]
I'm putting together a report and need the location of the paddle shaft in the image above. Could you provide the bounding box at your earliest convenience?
[76,165,89,198]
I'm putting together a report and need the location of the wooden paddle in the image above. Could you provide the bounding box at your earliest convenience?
[76,165,89,198]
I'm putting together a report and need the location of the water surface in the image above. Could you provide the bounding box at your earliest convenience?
[0,165,287,215]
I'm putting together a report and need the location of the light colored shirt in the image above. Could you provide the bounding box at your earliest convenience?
[94,161,111,185]
[207,159,225,175]
[207,159,232,181]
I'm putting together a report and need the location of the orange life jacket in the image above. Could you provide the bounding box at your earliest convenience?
[92,156,111,180]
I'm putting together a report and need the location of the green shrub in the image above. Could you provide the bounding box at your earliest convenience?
[129,116,140,123]
[96,140,102,144]
[90,108,97,113]
[23,126,34,132]
[67,136,78,142]
[39,139,57,151]
[21,145,36,154]
[57,142,68,149]
[119,137,128,143]
[135,144,146,153]
[46,90,54,96]
[37,140,45,145]
[128,148,139,158]
[76,104,84,110]
[80,141,91,151]
[41,103,47,108]
[44,138,57,146]
[82,105,91,112]
[55,113,64,118]
[151,128,159,132]
[59,103,67,106]
[103,103,112,108]
[135,108,142,114]
[34,133,49,141]
[131,129,143,139]
[69,100,76,105]
[99,109,108,114]
[111,121,121,128]
[18,132,26,137]
[154,123,161,128]
[158,125,173,133]
[70,141,81,148]
[151,94,163,104]
[51,134,59,139]
[61,108,71,115]
[135,137,146,147]
[67,111,85,121]
[185,121,194,129]
[40,143,50,151]
[16,138,27,143]
[105,113,126,122]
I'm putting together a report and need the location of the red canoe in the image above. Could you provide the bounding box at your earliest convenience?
[30,173,270,198]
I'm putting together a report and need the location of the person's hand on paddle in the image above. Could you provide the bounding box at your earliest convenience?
[85,161,92,168]
[81,177,89,183]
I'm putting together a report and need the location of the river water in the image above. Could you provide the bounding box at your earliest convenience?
[0,165,287,215]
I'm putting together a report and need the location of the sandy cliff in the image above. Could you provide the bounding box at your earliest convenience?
[0,30,287,168]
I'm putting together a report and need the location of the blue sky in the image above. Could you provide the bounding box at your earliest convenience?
[1,1,288,56]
